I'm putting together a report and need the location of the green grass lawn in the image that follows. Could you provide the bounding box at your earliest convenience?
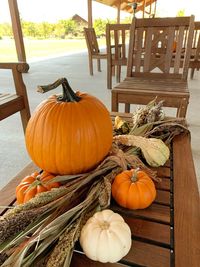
[0,38,106,62]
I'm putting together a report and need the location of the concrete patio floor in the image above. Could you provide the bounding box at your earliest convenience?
[0,50,200,191]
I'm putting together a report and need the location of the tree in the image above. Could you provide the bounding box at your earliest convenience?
[177,9,185,17]
[93,19,107,37]
[0,23,13,37]
[22,21,38,37]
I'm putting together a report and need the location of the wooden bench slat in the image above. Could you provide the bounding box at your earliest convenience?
[71,252,120,267]
[155,178,170,191]
[111,202,170,224]
[72,240,171,267]
[125,240,170,267]
[154,166,171,178]
[155,190,170,205]
[123,216,170,246]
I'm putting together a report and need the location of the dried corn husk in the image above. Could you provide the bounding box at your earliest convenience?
[131,98,165,131]
[114,135,170,167]
[114,116,130,135]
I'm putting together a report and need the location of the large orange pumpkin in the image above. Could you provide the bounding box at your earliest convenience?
[112,169,156,210]
[16,171,60,204]
[25,78,113,175]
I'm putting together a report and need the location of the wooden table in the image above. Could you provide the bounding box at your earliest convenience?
[0,113,199,267]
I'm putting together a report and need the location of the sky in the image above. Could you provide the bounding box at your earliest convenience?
[0,0,128,23]
[0,0,199,23]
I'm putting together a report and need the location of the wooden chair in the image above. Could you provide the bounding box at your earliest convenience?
[106,23,130,89]
[0,62,30,133]
[111,16,195,117]
[83,27,107,75]
[189,21,200,79]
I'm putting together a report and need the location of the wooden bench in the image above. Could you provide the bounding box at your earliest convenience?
[0,112,199,267]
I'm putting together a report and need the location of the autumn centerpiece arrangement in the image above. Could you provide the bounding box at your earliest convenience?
[0,78,189,266]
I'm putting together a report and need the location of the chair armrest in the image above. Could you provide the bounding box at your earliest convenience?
[0,62,29,73]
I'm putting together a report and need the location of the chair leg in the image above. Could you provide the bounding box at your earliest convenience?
[125,103,130,113]
[97,59,101,72]
[176,98,188,118]
[190,68,195,79]
[88,54,93,75]
[116,65,121,83]
[107,62,112,89]
[111,91,119,112]
[112,65,115,76]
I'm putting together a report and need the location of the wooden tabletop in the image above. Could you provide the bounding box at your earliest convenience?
[0,113,199,267]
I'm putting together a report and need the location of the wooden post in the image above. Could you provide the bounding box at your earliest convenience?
[87,0,93,27]
[8,0,27,63]
[117,1,121,23]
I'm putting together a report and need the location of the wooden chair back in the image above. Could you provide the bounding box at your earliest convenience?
[83,27,107,75]
[189,21,200,78]
[84,27,100,56]
[106,23,130,89]
[127,16,195,80]
[0,62,30,133]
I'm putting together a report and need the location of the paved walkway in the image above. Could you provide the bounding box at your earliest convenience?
[1,51,200,191]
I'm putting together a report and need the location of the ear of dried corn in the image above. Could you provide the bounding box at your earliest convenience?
[114,135,170,167]
[131,98,165,130]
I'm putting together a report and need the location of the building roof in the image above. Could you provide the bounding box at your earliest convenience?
[72,14,88,24]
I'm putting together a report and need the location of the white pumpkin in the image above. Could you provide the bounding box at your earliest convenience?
[80,209,132,263]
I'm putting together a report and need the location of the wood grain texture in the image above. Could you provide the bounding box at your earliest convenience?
[72,240,171,267]
[173,134,200,267]
[123,216,171,245]
[111,202,170,224]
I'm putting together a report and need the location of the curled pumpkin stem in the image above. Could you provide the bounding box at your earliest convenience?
[37,77,81,102]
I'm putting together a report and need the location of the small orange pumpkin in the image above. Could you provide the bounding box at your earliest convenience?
[16,171,60,204]
[112,168,156,210]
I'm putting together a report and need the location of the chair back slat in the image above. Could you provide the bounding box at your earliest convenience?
[164,27,175,73]
[106,23,130,63]
[173,26,185,73]
[143,27,153,72]
[135,28,144,72]
[127,16,195,80]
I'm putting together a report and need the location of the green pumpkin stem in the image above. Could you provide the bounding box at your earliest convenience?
[131,168,140,183]
[37,78,81,102]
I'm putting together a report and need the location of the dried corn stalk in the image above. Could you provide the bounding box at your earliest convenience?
[131,98,165,130]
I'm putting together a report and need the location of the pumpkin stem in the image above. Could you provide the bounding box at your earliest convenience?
[131,168,140,183]
[37,78,81,102]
